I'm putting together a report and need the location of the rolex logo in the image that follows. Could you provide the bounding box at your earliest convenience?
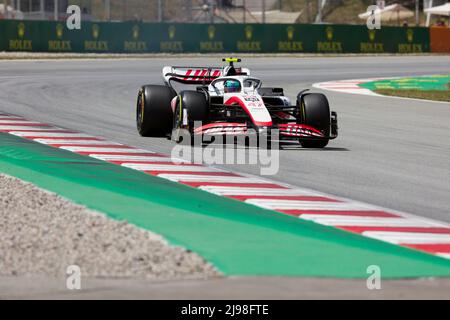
[245,25,253,40]
[132,25,140,40]
[406,29,414,42]
[56,24,64,39]
[287,26,295,41]
[208,25,215,40]
[168,25,176,40]
[326,26,333,41]
[18,22,25,38]
[368,29,376,42]
[92,24,100,39]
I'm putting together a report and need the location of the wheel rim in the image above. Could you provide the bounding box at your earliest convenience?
[136,90,144,130]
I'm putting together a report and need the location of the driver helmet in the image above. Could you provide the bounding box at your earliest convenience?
[224,79,241,93]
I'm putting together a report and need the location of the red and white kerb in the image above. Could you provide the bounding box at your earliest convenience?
[1,113,449,260]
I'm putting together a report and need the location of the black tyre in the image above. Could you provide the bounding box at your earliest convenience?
[172,91,209,144]
[137,85,176,137]
[298,93,330,148]
[181,90,209,125]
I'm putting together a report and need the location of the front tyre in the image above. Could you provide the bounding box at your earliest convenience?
[137,85,176,137]
[298,93,330,148]
[172,91,209,145]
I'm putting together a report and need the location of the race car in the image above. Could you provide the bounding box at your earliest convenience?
[136,58,338,148]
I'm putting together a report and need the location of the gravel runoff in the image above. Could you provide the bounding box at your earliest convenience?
[0,174,219,280]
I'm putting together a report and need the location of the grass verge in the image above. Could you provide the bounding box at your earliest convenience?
[375,83,450,102]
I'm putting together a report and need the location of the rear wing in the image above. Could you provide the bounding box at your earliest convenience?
[162,66,222,85]
[162,66,251,86]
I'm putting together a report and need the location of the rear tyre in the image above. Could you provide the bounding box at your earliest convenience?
[136,85,176,137]
[298,93,330,148]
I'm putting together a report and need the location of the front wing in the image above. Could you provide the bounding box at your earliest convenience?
[193,103,338,140]
[192,121,337,140]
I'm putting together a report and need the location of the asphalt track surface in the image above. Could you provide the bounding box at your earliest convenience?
[2,276,450,299]
[0,55,449,223]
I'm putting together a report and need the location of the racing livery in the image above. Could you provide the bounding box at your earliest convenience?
[136,58,338,148]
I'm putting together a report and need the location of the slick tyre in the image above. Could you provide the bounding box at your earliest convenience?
[172,91,209,145]
[298,93,331,148]
[137,85,176,137]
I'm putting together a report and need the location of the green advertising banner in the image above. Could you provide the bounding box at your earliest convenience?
[0,20,430,54]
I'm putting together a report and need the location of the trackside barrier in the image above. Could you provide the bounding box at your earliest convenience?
[0,20,432,54]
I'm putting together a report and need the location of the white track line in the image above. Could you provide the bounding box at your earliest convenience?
[11,132,94,138]
[301,216,435,228]
[0,120,45,124]
[89,155,160,161]
[199,186,319,196]
[158,174,263,183]
[123,164,220,172]
[363,232,450,245]
[0,126,66,131]
[245,199,375,211]
[60,147,150,153]
[35,139,120,146]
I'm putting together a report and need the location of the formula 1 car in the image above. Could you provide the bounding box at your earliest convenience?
[136,58,338,148]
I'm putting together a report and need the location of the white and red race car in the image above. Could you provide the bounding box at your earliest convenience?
[136,58,338,148]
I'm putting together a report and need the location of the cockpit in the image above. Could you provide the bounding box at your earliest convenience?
[211,77,261,95]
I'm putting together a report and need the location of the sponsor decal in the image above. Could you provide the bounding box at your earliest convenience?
[56,23,64,39]
[208,25,215,40]
[133,24,139,40]
[369,29,376,42]
[160,25,183,52]
[317,26,343,53]
[287,25,295,41]
[124,25,148,52]
[407,28,414,42]
[169,25,176,39]
[48,23,72,51]
[18,22,25,38]
[278,26,304,52]
[243,96,260,103]
[360,29,384,53]
[92,24,99,38]
[84,24,109,51]
[245,25,253,40]
[200,25,224,52]
[326,26,334,41]
[398,28,423,53]
[9,22,33,51]
[237,25,261,51]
